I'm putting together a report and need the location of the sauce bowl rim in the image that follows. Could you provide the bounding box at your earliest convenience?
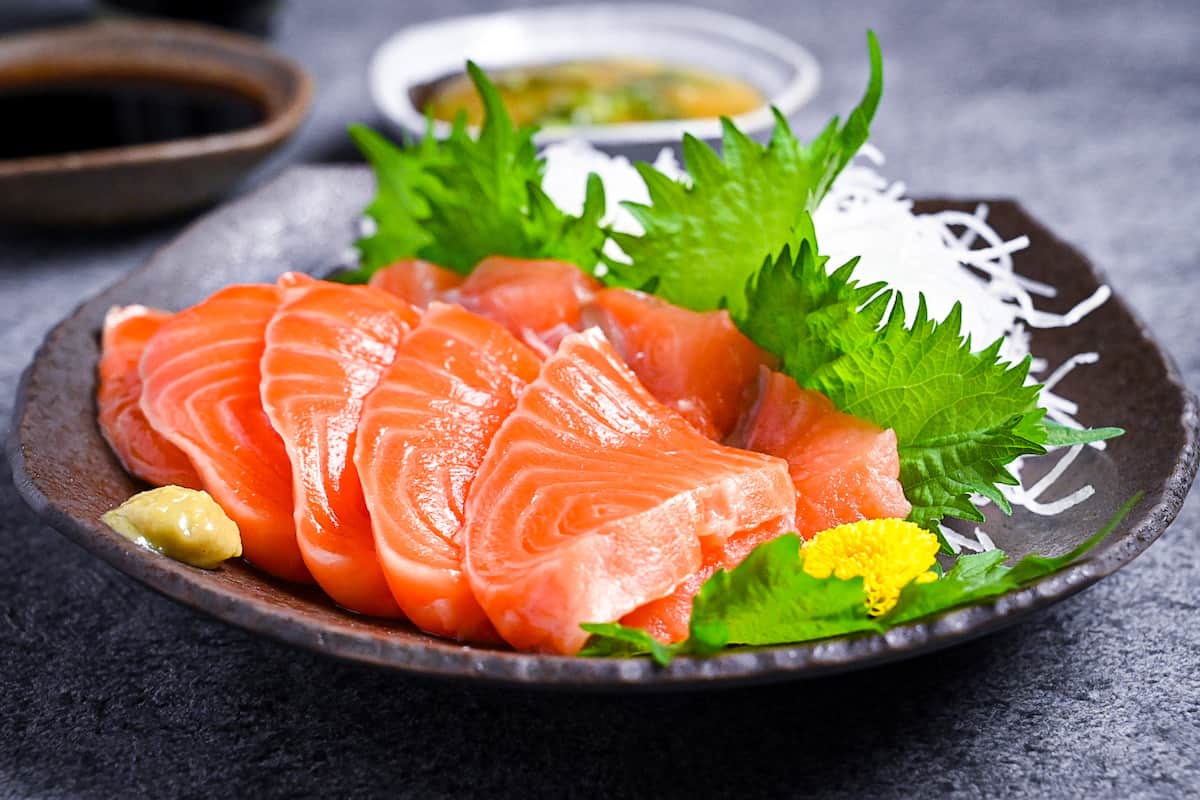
[368,3,822,146]
[0,19,312,178]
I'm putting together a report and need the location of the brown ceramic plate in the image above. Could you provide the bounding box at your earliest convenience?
[8,166,1198,689]
[0,21,311,226]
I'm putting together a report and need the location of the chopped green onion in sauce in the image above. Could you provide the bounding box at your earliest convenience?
[421,59,764,127]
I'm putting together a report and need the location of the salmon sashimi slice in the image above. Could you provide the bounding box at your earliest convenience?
[97,305,202,490]
[139,283,308,582]
[356,302,542,640]
[462,328,796,655]
[620,519,787,644]
[452,256,600,354]
[732,368,911,536]
[368,259,463,309]
[261,276,421,616]
[623,371,910,644]
[585,288,774,440]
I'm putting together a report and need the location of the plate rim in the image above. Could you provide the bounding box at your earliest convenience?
[8,164,1198,690]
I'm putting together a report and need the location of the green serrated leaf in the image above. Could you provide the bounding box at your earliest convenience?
[738,234,887,376]
[1006,491,1143,583]
[737,232,1051,533]
[687,534,883,654]
[344,123,443,280]
[606,32,884,314]
[579,623,679,666]
[1039,419,1126,447]
[522,173,610,272]
[350,63,608,279]
[416,63,545,272]
[888,549,1013,623]
[812,298,1047,533]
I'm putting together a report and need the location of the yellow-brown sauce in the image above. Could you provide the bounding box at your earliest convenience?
[421,59,764,127]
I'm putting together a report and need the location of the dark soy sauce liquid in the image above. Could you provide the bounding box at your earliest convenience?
[0,78,266,160]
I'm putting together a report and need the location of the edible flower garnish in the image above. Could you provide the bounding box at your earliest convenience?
[801,519,939,616]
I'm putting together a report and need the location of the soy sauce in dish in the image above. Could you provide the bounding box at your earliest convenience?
[0,78,266,160]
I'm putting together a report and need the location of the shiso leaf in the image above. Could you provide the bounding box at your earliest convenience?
[579,622,679,666]
[1039,419,1125,447]
[736,226,1049,536]
[418,62,549,272]
[340,123,442,280]
[735,220,1122,536]
[886,548,1012,624]
[822,297,1048,533]
[345,62,607,281]
[605,32,884,315]
[738,225,888,380]
[521,173,610,274]
[685,534,884,654]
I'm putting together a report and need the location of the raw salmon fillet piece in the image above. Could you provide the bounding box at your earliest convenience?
[97,305,201,490]
[625,369,911,643]
[261,276,420,616]
[356,302,541,640]
[368,259,463,308]
[453,256,600,353]
[139,283,308,582]
[462,328,796,655]
[732,368,911,536]
[620,519,787,644]
[585,288,774,440]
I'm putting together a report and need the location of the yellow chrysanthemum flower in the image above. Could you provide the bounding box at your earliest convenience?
[801,519,941,616]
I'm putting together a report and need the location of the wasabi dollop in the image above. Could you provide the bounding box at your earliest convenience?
[101,486,242,569]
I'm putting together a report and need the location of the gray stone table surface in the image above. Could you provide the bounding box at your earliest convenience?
[1,0,1198,797]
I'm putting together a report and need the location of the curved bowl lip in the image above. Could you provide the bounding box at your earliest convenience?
[7,165,1199,691]
[0,19,313,178]
[368,3,821,147]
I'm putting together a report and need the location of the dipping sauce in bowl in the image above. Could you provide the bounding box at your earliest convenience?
[418,59,765,127]
[369,5,820,159]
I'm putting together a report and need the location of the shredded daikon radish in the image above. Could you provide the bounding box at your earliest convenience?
[813,145,1111,367]
[541,140,683,243]
[943,527,998,554]
[538,140,1111,547]
[541,140,684,267]
[942,528,986,554]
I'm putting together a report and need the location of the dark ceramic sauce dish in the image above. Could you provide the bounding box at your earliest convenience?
[7,166,1198,689]
[0,20,311,226]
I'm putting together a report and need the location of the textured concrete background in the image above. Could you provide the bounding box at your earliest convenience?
[1,1,1198,797]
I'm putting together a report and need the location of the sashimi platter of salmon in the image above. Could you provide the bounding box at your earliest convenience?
[97,34,1136,662]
